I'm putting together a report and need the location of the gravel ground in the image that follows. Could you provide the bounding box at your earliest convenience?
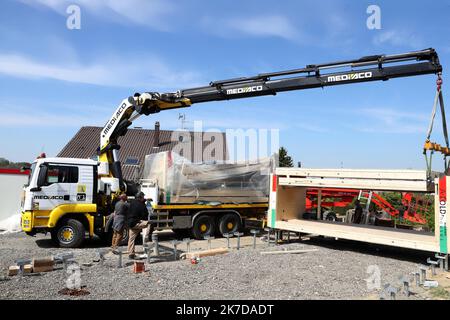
[0,231,440,300]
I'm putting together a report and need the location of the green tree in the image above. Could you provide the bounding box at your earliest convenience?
[278,147,294,167]
[0,157,30,169]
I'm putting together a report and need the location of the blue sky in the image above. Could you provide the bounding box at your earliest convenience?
[1,0,450,170]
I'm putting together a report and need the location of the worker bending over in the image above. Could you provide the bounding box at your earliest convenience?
[127,192,150,259]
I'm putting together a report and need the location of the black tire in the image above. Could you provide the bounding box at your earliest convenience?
[50,229,59,245]
[55,219,85,248]
[192,215,216,240]
[218,213,241,236]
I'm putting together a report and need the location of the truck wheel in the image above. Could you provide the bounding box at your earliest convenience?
[55,219,85,248]
[218,213,241,236]
[50,229,59,245]
[192,215,216,240]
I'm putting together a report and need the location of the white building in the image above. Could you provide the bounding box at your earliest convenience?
[0,169,28,232]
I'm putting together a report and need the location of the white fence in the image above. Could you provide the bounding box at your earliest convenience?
[0,172,28,232]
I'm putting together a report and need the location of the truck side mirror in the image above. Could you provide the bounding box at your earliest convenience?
[37,165,48,187]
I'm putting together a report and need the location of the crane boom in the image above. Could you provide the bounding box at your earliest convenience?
[98,48,442,189]
[179,48,441,104]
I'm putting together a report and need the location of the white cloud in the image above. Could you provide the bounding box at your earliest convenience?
[373,30,424,48]
[354,108,429,134]
[202,15,299,41]
[0,52,202,89]
[19,0,175,31]
[227,15,298,40]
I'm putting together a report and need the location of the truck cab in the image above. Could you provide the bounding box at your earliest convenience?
[21,157,107,247]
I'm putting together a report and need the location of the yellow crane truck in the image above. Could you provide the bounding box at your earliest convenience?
[20,48,443,247]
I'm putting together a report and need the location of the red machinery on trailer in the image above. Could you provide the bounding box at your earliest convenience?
[305,188,428,224]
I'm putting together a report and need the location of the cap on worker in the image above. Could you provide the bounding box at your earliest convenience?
[135,191,145,199]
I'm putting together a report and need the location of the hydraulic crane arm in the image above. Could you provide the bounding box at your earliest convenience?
[179,48,441,103]
[98,48,442,189]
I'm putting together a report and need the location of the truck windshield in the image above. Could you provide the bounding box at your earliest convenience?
[26,163,36,187]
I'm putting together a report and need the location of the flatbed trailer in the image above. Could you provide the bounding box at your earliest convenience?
[150,202,268,239]
[268,168,448,254]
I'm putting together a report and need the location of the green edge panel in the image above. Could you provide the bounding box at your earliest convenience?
[271,209,276,228]
[440,226,448,254]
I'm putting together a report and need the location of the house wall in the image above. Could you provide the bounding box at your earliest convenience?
[0,171,28,231]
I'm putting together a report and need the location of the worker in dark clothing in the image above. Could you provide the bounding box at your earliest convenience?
[353,199,363,224]
[127,192,150,259]
[111,193,129,254]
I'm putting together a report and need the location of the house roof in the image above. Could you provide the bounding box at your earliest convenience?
[57,126,228,181]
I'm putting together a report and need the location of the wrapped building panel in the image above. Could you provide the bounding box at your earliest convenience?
[141,151,274,204]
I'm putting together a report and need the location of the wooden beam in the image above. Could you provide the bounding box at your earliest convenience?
[32,257,54,273]
[181,247,229,260]
[260,249,318,255]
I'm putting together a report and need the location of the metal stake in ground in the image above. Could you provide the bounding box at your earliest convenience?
[223,233,233,249]
[402,277,410,297]
[415,272,420,287]
[97,249,108,266]
[264,228,271,247]
[15,258,31,277]
[56,252,74,270]
[435,253,446,271]
[250,229,259,249]
[419,265,428,285]
[204,236,214,250]
[234,232,244,250]
[387,286,397,300]
[143,243,154,264]
[183,238,192,253]
[117,247,124,268]
[152,233,159,256]
[172,240,181,260]
[427,258,439,276]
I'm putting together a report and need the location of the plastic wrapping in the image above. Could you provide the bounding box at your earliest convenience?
[141,151,275,204]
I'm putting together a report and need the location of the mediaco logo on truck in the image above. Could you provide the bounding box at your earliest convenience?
[327,72,373,83]
[227,86,263,95]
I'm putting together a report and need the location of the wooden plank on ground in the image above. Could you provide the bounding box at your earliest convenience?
[32,257,54,273]
[181,247,229,259]
[24,264,32,274]
[8,266,19,276]
[260,249,318,255]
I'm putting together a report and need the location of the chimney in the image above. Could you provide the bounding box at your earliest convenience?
[153,121,160,148]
